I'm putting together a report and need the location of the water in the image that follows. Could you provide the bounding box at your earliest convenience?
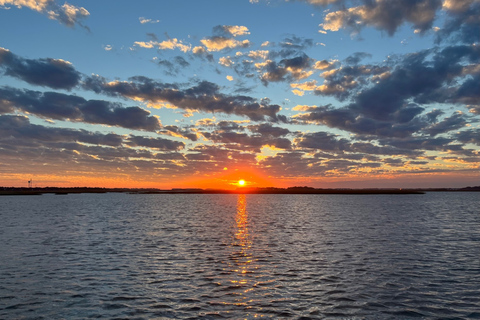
[1,192,479,319]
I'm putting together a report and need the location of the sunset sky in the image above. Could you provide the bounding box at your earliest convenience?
[0,0,479,189]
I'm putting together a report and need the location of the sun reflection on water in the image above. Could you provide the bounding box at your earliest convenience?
[223,194,258,308]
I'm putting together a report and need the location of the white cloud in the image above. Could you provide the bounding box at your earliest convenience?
[224,25,250,37]
[200,37,250,52]
[139,17,160,24]
[261,41,270,47]
[219,56,234,67]
[248,50,269,60]
[134,39,191,52]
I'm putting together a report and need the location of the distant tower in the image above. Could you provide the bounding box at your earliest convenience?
[28,179,32,188]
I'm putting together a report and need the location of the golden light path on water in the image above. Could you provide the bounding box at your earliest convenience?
[221,194,263,314]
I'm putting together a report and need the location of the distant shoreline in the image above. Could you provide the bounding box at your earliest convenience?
[1,186,479,196]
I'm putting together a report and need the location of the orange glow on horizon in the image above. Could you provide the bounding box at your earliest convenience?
[2,169,477,189]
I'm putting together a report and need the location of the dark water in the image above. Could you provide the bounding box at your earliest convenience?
[1,192,479,319]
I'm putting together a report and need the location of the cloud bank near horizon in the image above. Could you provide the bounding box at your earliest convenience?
[0,0,478,187]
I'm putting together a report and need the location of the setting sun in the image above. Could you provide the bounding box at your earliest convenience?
[238,179,246,187]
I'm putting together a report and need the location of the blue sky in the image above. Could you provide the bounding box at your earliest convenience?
[0,0,479,188]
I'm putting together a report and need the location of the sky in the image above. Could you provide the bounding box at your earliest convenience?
[0,0,479,189]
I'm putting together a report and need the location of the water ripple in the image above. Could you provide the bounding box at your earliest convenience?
[0,192,479,319]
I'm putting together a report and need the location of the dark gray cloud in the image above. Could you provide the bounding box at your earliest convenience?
[295,131,424,157]
[280,35,314,50]
[299,45,479,139]
[157,56,190,76]
[0,86,161,131]
[209,131,292,151]
[317,0,479,46]
[436,1,480,44]
[162,125,198,141]
[295,105,427,138]
[320,0,442,36]
[127,135,185,151]
[296,131,350,152]
[379,136,454,151]
[345,52,372,65]
[455,128,480,146]
[315,63,390,101]
[247,123,290,137]
[260,54,313,84]
[83,76,283,121]
[454,75,480,106]
[0,114,123,147]
[424,112,468,136]
[0,48,81,90]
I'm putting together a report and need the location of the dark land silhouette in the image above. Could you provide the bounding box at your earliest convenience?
[1,186,479,196]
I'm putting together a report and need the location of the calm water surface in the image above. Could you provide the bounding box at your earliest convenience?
[1,192,479,319]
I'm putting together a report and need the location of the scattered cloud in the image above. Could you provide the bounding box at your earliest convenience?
[134,38,191,52]
[0,0,89,28]
[83,76,284,121]
[200,37,250,52]
[139,17,160,24]
[213,25,250,37]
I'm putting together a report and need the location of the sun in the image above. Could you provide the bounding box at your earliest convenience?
[238,179,246,187]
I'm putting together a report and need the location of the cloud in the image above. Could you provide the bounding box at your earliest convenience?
[0,0,89,28]
[296,131,350,152]
[139,17,160,24]
[344,52,372,65]
[247,123,290,137]
[157,56,190,75]
[437,0,480,44]
[0,86,161,131]
[0,115,190,178]
[0,47,81,90]
[192,46,214,61]
[455,128,480,146]
[200,37,250,52]
[161,125,199,141]
[83,76,284,121]
[0,114,123,147]
[424,112,468,136]
[313,59,336,70]
[294,104,427,138]
[315,0,479,44]
[248,50,270,60]
[320,0,442,36]
[134,38,191,52]
[259,54,314,84]
[314,63,390,100]
[126,135,184,151]
[208,131,292,151]
[280,35,314,50]
[219,56,234,67]
[213,25,250,37]
[294,44,480,138]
